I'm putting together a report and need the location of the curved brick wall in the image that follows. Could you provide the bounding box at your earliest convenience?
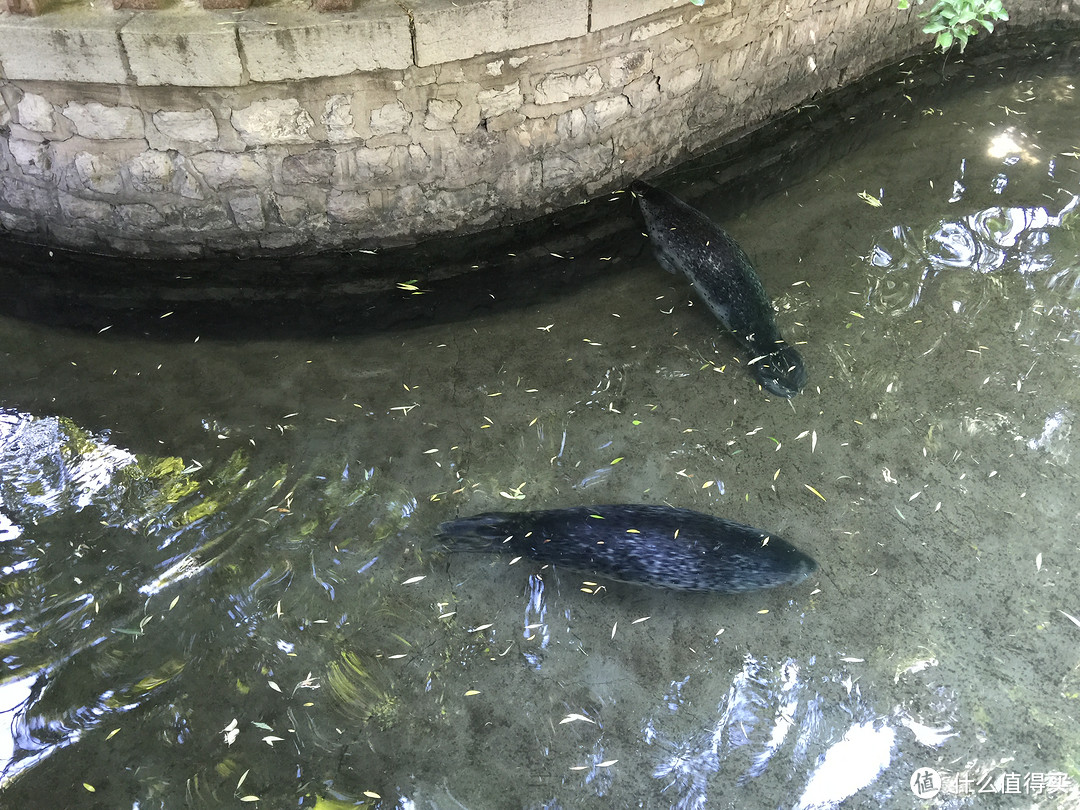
[0,0,1072,256]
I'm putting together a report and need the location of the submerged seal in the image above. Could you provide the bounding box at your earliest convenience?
[632,180,807,398]
[437,504,817,593]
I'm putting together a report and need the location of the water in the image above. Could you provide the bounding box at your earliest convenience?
[3,39,1080,809]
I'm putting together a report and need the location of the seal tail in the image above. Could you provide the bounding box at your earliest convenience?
[436,512,524,553]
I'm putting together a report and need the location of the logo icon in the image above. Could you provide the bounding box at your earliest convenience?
[911,767,942,798]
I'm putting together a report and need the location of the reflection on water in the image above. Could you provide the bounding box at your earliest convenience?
[646,649,977,809]
[868,196,1080,322]
[3,40,1080,810]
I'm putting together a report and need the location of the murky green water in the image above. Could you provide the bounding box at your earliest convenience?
[3,40,1080,809]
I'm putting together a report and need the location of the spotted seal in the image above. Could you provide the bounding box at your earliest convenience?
[632,180,807,398]
[437,504,817,593]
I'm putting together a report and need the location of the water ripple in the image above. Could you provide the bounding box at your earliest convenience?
[866,198,1080,326]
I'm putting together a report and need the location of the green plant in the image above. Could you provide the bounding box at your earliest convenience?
[899,0,1009,52]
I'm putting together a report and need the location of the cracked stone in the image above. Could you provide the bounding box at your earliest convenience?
[231,99,315,146]
[369,101,411,136]
[63,102,144,140]
[152,109,218,143]
[424,98,461,131]
[533,65,603,105]
[323,95,358,143]
[73,151,124,195]
[17,93,56,133]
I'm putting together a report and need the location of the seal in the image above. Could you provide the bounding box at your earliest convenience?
[437,504,817,593]
[632,180,807,398]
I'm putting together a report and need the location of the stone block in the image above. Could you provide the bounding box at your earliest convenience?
[315,0,352,10]
[72,151,125,195]
[259,229,307,250]
[662,64,703,97]
[625,72,661,112]
[411,0,587,68]
[16,93,55,133]
[555,107,587,140]
[0,176,53,213]
[631,13,685,42]
[327,190,371,223]
[273,195,312,227]
[58,192,114,222]
[228,193,266,231]
[201,0,249,8]
[424,98,461,131]
[231,99,316,146]
[182,202,230,230]
[487,111,525,131]
[533,65,603,105]
[120,13,243,87]
[514,114,558,149]
[117,203,164,227]
[0,11,132,83]
[114,0,163,9]
[478,82,523,120]
[323,95,358,143]
[8,138,49,172]
[127,150,174,194]
[368,101,412,137]
[608,50,653,87]
[659,37,695,63]
[334,145,401,186]
[541,142,611,188]
[282,149,336,186]
[586,94,631,130]
[239,3,411,82]
[592,0,681,31]
[152,109,219,143]
[191,151,271,189]
[63,102,144,140]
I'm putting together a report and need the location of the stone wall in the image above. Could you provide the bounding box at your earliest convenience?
[0,0,1074,256]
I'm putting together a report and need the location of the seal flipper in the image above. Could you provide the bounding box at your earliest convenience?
[655,250,682,275]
